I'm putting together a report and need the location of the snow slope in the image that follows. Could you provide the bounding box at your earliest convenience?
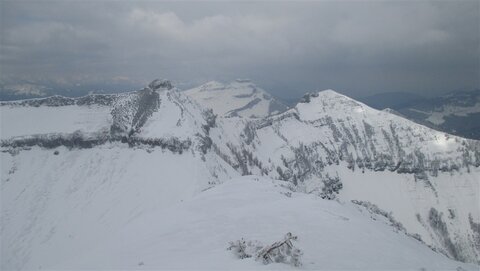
[184,79,288,118]
[2,173,476,270]
[1,81,479,269]
[1,145,238,270]
[59,177,479,270]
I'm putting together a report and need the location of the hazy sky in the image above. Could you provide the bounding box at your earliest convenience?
[1,1,479,99]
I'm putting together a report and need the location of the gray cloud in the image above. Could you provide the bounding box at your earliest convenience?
[1,1,478,99]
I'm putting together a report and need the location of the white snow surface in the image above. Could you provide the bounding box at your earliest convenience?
[1,84,479,269]
[184,79,287,118]
[1,145,237,270]
[0,105,112,140]
[208,89,480,263]
[1,170,476,270]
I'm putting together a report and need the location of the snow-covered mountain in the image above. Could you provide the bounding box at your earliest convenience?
[1,79,236,270]
[209,89,480,263]
[184,79,288,118]
[1,80,479,269]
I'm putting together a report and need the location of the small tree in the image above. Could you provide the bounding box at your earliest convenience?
[227,238,251,259]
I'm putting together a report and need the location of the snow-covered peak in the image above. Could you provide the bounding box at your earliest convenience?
[310,89,362,105]
[316,88,345,96]
[109,80,213,144]
[294,89,371,122]
[184,80,288,118]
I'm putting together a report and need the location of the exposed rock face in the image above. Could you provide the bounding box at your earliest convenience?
[148,79,173,91]
[110,86,161,138]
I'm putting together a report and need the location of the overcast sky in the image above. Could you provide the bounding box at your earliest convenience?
[1,1,479,99]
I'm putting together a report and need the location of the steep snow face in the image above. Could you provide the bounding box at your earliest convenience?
[34,177,476,270]
[209,89,480,263]
[184,79,288,118]
[109,80,209,141]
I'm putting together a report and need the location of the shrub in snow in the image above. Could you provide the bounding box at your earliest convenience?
[299,93,311,103]
[428,207,462,261]
[351,200,406,233]
[227,238,262,259]
[469,213,480,251]
[228,239,250,259]
[228,233,302,267]
[196,133,213,154]
[256,232,303,267]
[1,131,109,150]
[320,174,343,200]
[242,122,256,145]
[299,92,319,103]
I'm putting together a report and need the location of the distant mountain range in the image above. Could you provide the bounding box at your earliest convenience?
[360,90,480,140]
[0,81,140,101]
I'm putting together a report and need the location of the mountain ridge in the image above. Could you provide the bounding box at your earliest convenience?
[1,79,479,268]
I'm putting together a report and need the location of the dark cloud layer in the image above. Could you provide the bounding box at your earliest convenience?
[1,1,479,99]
